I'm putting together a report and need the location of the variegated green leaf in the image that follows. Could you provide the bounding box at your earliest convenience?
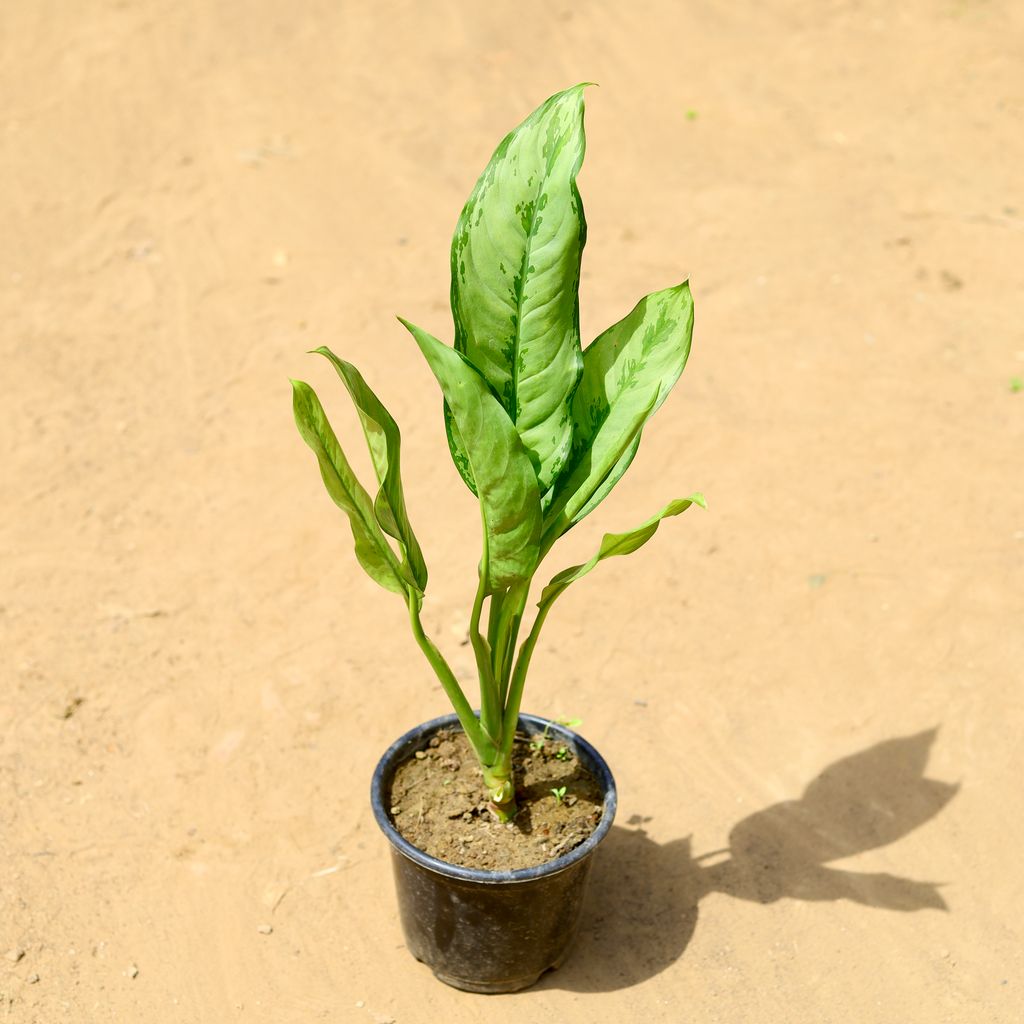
[544,281,694,545]
[312,346,428,591]
[541,389,656,552]
[539,494,706,612]
[401,318,542,592]
[291,379,409,596]
[448,84,589,494]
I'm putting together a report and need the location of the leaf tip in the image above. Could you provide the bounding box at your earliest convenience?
[290,379,314,421]
[691,492,707,510]
[395,315,419,339]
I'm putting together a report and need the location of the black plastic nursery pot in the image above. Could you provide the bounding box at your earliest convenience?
[370,712,618,994]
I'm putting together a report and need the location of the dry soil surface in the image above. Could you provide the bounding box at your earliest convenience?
[2,2,1023,1022]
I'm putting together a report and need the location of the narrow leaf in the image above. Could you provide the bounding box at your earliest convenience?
[569,432,641,526]
[312,347,428,591]
[542,389,657,551]
[539,494,706,611]
[291,379,408,596]
[400,318,541,592]
[449,84,589,493]
[545,281,694,540]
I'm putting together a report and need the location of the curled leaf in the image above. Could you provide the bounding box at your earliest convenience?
[291,379,410,596]
[312,347,427,591]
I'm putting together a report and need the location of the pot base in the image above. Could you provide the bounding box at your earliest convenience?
[428,955,565,994]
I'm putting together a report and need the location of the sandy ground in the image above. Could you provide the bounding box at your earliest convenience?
[2,1,1023,1021]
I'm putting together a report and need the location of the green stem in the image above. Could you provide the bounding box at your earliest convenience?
[482,579,528,725]
[486,586,505,658]
[469,559,500,748]
[408,595,495,764]
[499,596,556,762]
[482,753,516,822]
[481,580,530,822]
[538,526,560,566]
[494,584,528,707]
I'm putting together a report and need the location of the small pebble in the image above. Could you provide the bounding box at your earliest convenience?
[128,964,139,979]
[27,973,40,984]
[5,948,24,963]
[355,1000,365,1008]
[414,750,427,760]
[257,924,274,935]
[390,806,401,816]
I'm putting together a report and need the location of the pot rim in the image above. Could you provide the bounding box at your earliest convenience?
[371,712,618,885]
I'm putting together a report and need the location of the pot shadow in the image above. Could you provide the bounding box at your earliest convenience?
[543,727,959,992]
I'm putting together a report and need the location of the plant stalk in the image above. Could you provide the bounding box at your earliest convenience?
[479,578,530,820]
[407,595,495,764]
[491,580,529,705]
[481,754,516,822]
[469,561,500,749]
[499,596,556,763]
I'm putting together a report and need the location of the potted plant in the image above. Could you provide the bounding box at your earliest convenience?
[291,84,701,993]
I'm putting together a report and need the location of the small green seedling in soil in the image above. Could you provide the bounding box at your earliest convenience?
[292,85,703,822]
[529,716,582,752]
[551,786,568,805]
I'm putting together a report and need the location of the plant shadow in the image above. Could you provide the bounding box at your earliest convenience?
[542,728,958,992]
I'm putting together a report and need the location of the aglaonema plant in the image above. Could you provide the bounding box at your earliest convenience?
[291,85,703,822]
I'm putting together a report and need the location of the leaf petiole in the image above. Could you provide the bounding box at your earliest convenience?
[407,594,495,764]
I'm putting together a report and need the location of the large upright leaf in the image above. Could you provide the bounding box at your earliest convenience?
[291,380,409,596]
[539,494,705,613]
[448,84,589,494]
[400,318,542,592]
[544,281,694,543]
[312,346,428,591]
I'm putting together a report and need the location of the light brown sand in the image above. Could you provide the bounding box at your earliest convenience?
[2,2,1022,1021]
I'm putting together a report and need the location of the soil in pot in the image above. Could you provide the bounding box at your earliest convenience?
[387,728,604,870]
